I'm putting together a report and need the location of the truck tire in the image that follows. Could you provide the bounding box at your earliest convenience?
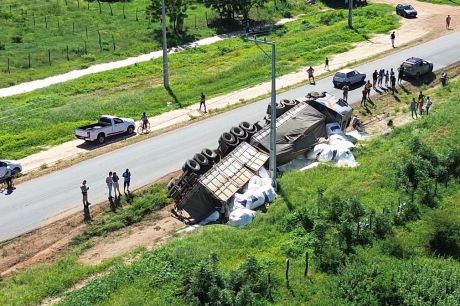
[202,148,219,162]
[230,126,248,142]
[239,121,258,138]
[282,99,297,111]
[183,159,201,174]
[218,132,239,156]
[276,102,286,117]
[194,153,211,171]
[97,133,106,144]
[127,125,135,135]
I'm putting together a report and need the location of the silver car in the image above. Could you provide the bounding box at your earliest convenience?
[0,160,22,176]
[333,69,366,88]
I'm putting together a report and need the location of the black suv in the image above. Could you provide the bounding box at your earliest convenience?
[396,4,417,18]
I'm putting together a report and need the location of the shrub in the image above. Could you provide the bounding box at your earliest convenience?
[374,213,393,238]
[11,35,23,43]
[0,42,5,50]
[428,212,460,259]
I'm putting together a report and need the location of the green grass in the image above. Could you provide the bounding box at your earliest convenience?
[0,255,118,306]
[0,3,399,159]
[43,78,460,305]
[0,0,321,88]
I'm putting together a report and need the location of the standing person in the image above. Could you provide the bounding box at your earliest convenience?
[4,166,13,190]
[390,68,395,78]
[418,91,425,115]
[80,180,91,222]
[390,31,396,48]
[384,70,389,88]
[390,74,396,94]
[379,69,384,87]
[112,172,121,198]
[307,66,315,84]
[365,80,373,100]
[372,69,378,87]
[446,15,452,30]
[361,88,368,106]
[410,98,418,119]
[199,92,207,113]
[398,65,404,84]
[426,96,432,115]
[342,84,350,102]
[141,112,149,131]
[106,172,113,199]
[122,168,131,194]
[324,57,329,70]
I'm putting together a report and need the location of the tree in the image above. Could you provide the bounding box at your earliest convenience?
[147,0,190,34]
[203,0,268,21]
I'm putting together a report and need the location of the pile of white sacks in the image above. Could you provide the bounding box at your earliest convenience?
[306,122,357,167]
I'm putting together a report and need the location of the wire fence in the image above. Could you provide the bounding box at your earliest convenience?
[0,0,219,74]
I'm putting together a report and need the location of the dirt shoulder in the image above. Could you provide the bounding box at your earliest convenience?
[14,0,460,184]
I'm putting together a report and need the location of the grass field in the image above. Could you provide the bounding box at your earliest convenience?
[1,76,458,305]
[417,0,460,5]
[0,4,399,159]
[0,0,316,88]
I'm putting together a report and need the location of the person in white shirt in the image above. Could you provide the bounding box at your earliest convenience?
[80,180,91,222]
[106,172,113,199]
[425,96,433,115]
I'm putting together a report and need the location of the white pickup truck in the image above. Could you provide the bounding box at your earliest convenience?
[75,115,135,144]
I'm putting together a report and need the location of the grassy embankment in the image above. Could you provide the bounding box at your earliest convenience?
[0,0,316,87]
[417,0,460,5]
[0,4,398,159]
[1,76,459,305]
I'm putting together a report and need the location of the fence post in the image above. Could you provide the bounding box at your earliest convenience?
[109,3,113,16]
[285,259,290,288]
[73,22,75,34]
[84,41,87,54]
[66,45,69,61]
[268,272,273,301]
[97,30,102,51]
[123,4,126,19]
[85,26,88,39]
[28,53,31,68]
[65,0,68,6]
[45,15,48,29]
[98,1,102,14]
[87,1,90,11]
[136,8,139,21]
[7,58,10,73]
[78,0,80,9]
[304,252,309,278]
[112,34,115,51]
[205,12,208,26]
[48,49,51,66]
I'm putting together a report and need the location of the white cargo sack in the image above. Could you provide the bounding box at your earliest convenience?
[326,122,346,137]
[329,134,355,150]
[199,211,220,225]
[335,148,357,167]
[228,208,256,227]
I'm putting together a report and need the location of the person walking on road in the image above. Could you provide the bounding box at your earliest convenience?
[324,57,329,70]
[80,180,91,222]
[390,31,396,48]
[307,66,315,84]
[123,168,131,194]
[426,96,432,115]
[398,65,404,84]
[106,172,113,199]
[410,98,418,119]
[390,74,396,94]
[372,70,378,87]
[378,69,384,87]
[446,15,452,30]
[342,84,350,102]
[199,92,207,113]
[384,70,389,88]
[112,172,121,198]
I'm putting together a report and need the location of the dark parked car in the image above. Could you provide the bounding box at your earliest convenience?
[399,57,433,79]
[396,4,417,18]
[332,69,366,88]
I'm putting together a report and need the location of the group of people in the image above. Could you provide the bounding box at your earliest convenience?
[410,91,433,119]
[80,168,132,222]
[0,167,14,192]
[359,67,405,106]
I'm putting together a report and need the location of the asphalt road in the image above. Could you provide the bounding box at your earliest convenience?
[1,31,460,242]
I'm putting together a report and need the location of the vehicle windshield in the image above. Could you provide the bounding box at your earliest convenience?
[335,72,346,78]
[403,5,414,10]
[402,62,414,68]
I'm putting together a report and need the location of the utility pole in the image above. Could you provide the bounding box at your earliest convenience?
[245,36,277,179]
[348,0,353,28]
[161,0,169,89]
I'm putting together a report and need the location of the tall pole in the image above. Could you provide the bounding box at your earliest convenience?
[269,43,277,180]
[161,0,169,89]
[245,36,277,179]
[348,0,353,29]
